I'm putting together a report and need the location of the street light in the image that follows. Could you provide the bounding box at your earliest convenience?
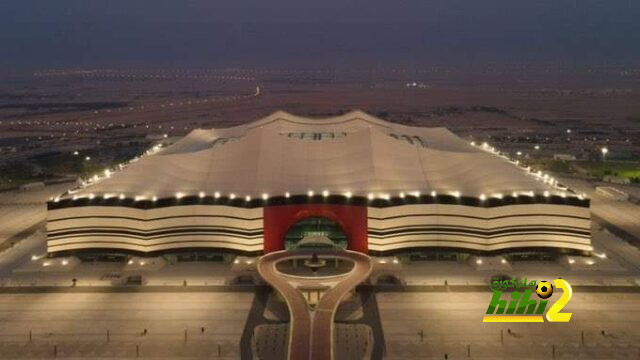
[601,147,608,175]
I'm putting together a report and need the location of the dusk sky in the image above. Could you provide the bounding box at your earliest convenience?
[2,0,639,70]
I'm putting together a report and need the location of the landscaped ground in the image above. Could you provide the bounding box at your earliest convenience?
[573,161,640,180]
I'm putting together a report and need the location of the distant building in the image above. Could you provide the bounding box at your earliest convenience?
[553,153,576,161]
[145,134,167,140]
[46,111,592,256]
[603,175,631,185]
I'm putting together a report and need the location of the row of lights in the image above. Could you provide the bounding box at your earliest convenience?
[377,258,400,264]
[568,256,600,265]
[471,141,588,199]
[475,258,509,265]
[127,259,146,266]
[37,258,69,267]
[64,142,169,199]
[233,258,254,265]
[475,140,609,169]
[56,188,583,203]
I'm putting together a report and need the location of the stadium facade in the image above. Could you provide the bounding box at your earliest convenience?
[46,111,592,255]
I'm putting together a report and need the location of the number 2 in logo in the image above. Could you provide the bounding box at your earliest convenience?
[546,278,573,322]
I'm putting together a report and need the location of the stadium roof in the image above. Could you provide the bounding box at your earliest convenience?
[68,110,566,201]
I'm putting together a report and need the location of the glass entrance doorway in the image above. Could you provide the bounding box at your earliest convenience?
[283,217,348,250]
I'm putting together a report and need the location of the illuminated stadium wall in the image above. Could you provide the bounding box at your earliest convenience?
[47,204,264,253]
[367,202,590,252]
[47,194,591,255]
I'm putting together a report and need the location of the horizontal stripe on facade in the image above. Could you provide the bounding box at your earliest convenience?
[367,238,591,248]
[369,225,588,235]
[48,214,263,223]
[48,225,262,237]
[47,238,589,253]
[48,227,588,244]
[369,234,589,243]
[368,235,590,246]
[367,244,593,253]
[48,231,263,242]
[368,222,589,232]
[47,238,264,247]
[367,226,589,237]
[48,242,263,252]
[367,212,590,222]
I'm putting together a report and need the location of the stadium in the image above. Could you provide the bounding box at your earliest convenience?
[46,110,592,256]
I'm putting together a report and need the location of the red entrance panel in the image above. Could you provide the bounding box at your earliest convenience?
[263,204,368,254]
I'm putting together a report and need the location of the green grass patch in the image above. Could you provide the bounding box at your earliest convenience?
[572,160,640,179]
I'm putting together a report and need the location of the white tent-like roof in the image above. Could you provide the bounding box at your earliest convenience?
[69,110,565,200]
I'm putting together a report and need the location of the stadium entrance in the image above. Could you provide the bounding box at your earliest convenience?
[262,204,368,253]
[284,217,348,250]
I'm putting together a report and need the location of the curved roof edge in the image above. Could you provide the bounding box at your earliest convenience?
[206,109,445,133]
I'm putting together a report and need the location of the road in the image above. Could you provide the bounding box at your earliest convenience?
[559,176,640,243]
[257,250,373,360]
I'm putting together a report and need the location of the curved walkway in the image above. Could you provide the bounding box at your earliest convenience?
[257,250,372,360]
